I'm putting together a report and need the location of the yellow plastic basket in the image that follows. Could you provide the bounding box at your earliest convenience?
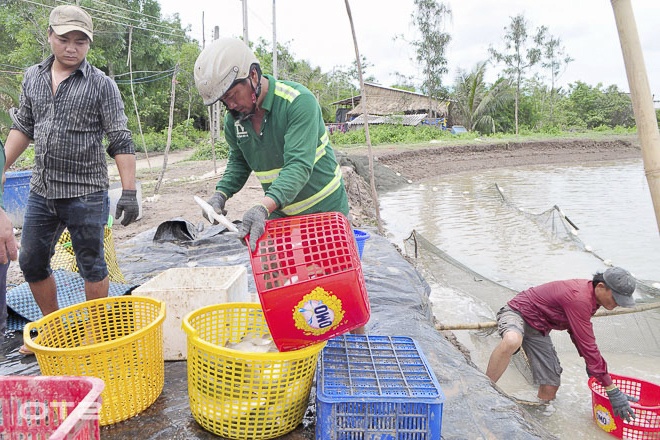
[182,303,325,440]
[51,224,127,284]
[23,296,166,426]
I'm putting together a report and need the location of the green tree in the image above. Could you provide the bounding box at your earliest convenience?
[562,81,634,129]
[411,0,452,116]
[539,32,573,126]
[451,61,513,134]
[489,14,545,134]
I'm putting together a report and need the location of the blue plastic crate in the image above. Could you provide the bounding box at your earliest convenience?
[316,335,445,440]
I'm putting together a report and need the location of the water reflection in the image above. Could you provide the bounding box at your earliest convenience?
[381,158,659,286]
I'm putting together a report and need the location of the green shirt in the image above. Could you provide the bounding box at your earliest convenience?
[218,75,349,218]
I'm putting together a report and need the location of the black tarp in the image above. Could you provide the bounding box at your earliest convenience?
[1,220,555,439]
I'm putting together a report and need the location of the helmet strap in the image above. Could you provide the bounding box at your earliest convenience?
[238,66,262,121]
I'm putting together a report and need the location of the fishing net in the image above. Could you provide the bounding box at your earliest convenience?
[494,183,660,295]
[403,183,660,383]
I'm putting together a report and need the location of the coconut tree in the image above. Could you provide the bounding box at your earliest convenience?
[451,61,513,134]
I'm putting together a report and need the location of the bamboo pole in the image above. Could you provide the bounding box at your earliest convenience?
[610,0,660,234]
[344,0,383,234]
[435,301,660,331]
[155,64,178,194]
[127,26,150,168]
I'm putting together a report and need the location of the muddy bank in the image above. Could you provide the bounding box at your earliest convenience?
[341,136,642,192]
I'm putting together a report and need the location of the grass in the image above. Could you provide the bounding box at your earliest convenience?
[4,126,640,171]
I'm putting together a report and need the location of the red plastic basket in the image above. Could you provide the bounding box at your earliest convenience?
[249,212,370,351]
[589,374,660,439]
[0,376,104,440]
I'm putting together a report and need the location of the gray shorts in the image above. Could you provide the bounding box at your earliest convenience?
[496,305,563,387]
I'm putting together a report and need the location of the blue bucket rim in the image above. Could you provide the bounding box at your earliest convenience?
[353,229,370,240]
[5,170,32,177]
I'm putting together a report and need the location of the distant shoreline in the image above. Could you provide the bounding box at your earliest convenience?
[373,136,642,182]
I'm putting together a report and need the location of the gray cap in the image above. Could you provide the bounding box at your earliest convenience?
[603,267,636,308]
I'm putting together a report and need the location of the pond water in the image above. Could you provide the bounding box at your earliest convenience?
[379,158,660,439]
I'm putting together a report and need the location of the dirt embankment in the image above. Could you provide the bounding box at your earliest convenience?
[7,136,642,287]
[346,136,641,189]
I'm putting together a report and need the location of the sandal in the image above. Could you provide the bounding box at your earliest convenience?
[18,344,34,356]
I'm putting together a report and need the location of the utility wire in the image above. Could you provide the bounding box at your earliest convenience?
[16,0,188,39]
[50,0,178,33]
[48,0,179,30]
[114,70,174,78]
[115,70,176,84]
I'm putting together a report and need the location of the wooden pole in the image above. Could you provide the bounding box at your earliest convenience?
[434,301,660,331]
[127,26,150,168]
[343,0,383,234]
[155,64,178,194]
[611,0,660,234]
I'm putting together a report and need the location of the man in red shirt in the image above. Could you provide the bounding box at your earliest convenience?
[486,267,638,420]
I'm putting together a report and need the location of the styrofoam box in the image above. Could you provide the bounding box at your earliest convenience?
[132,266,250,360]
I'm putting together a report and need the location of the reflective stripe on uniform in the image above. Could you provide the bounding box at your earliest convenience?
[316,132,328,162]
[274,82,301,102]
[280,164,343,216]
[255,133,329,184]
[254,169,279,184]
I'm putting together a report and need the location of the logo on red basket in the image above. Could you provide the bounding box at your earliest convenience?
[293,287,345,335]
[594,404,617,432]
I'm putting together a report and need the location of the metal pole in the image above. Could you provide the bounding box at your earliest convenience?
[272,0,277,78]
[242,0,249,44]
[611,0,660,234]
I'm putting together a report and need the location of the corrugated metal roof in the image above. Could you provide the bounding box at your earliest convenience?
[347,113,428,126]
[331,83,449,118]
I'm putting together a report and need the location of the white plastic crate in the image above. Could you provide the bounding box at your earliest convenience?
[132,266,250,360]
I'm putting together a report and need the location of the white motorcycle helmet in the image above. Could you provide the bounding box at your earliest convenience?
[194,37,260,106]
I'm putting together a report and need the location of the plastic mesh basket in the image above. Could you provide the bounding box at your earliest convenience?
[249,212,370,351]
[182,302,326,440]
[51,225,126,284]
[589,374,660,439]
[316,335,445,440]
[0,376,104,440]
[23,296,166,426]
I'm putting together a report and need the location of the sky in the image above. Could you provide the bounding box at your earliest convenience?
[158,0,660,100]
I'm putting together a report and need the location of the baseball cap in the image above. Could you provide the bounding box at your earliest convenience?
[49,5,93,42]
[603,267,636,307]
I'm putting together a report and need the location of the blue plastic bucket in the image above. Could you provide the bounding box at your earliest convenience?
[4,170,32,227]
[353,229,370,259]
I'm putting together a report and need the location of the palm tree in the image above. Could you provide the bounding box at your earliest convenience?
[451,61,512,134]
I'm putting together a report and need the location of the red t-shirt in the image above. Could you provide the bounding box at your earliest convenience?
[508,279,612,387]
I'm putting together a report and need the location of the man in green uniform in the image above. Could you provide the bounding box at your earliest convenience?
[194,38,349,252]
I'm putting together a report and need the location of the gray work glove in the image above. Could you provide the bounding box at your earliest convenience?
[606,386,638,421]
[203,192,227,224]
[237,204,269,252]
[115,189,139,226]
